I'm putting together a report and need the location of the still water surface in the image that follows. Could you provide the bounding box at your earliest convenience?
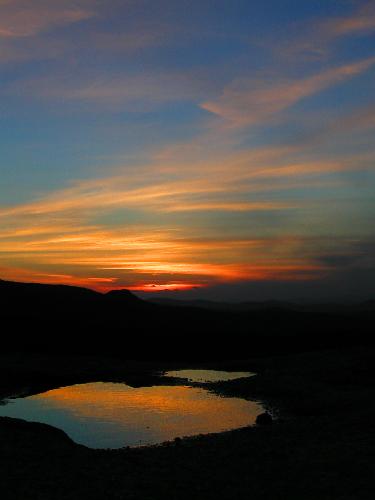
[165,369,255,383]
[0,371,262,449]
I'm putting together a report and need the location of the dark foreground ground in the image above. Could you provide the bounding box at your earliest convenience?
[1,345,375,500]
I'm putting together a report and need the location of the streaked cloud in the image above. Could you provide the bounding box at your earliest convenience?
[0,216,328,291]
[274,1,375,60]
[0,148,361,219]
[201,57,375,127]
[326,3,375,38]
[0,138,367,291]
[1,1,374,298]
[0,0,94,38]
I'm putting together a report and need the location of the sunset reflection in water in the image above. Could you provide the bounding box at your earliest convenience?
[0,382,263,448]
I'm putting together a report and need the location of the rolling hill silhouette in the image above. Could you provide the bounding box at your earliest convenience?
[1,279,373,359]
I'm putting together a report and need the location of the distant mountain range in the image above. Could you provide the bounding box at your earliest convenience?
[148,296,375,313]
[1,279,374,359]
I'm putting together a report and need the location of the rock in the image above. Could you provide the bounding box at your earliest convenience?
[256,412,273,426]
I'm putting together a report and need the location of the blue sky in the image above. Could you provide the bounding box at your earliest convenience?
[0,0,374,300]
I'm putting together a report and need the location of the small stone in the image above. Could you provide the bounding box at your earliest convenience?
[256,412,273,425]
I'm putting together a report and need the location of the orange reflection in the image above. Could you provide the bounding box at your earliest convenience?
[33,382,263,444]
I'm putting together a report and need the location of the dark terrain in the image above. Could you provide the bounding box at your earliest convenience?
[1,279,375,499]
[1,278,374,358]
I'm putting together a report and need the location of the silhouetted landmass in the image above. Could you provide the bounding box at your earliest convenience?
[1,279,374,358]
[1,279,375,499]
[149,296,375,312]
[1,347,375,499]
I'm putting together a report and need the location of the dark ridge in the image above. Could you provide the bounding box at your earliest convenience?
[0,278,100,298]
[105,289,147,307]
[1,278,374,360]
[148,296,375,313]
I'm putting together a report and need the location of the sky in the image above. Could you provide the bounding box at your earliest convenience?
[0,0,375,301]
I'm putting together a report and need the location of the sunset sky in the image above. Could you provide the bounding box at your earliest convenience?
[1,0,374,301]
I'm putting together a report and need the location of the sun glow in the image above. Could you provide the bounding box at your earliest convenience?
[128,283,204,292]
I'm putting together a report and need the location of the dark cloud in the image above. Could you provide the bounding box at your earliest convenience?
[317,254,361,268]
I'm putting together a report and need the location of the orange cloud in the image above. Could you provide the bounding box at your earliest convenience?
[0,216,327,292]
[0,151,359,221]
[0,138,364,293]
[321,2,375,38]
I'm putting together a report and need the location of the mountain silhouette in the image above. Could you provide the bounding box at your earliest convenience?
[105,289,146,307]
[0,279,148,316]
[1,279,374,359]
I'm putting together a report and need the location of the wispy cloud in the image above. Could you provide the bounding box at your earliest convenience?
[276,1,375,60]
[0,150,358,219]
[201,57,375,127]
[325,2,375,38]
[0,0,94,38]
[1,1,374,296]
[0,5,178,64]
